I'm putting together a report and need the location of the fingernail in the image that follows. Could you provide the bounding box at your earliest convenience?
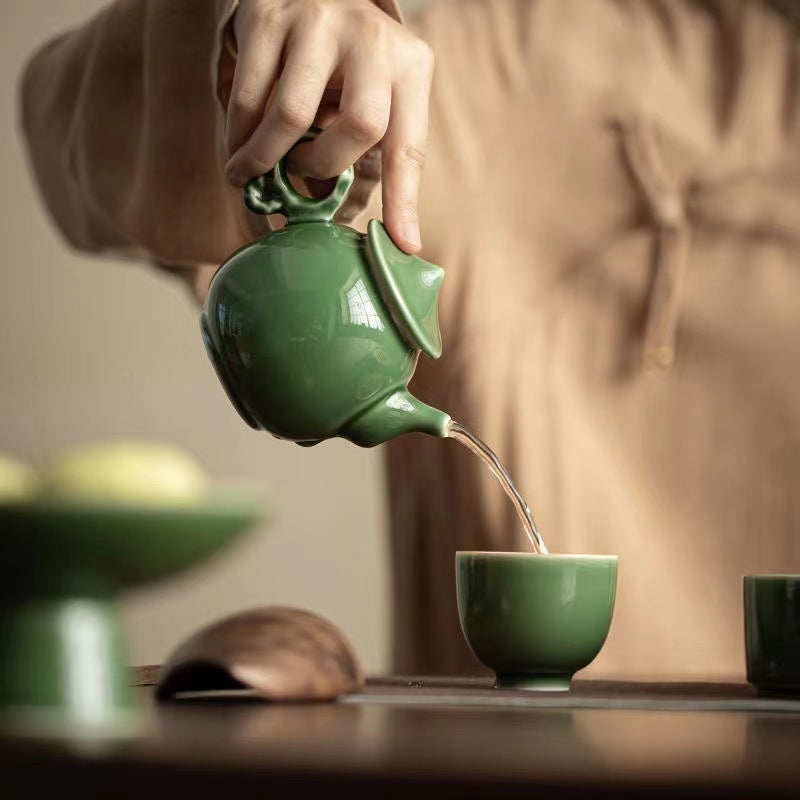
[402,221,421,250]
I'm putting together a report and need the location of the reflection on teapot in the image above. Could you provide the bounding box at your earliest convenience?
[200,130,451,448]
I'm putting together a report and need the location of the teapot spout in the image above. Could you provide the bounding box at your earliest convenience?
[341,390,451,448]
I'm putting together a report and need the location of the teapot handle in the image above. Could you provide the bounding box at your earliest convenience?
[243,128,355,224]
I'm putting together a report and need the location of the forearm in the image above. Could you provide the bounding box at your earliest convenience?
[19,0,246,271]
[18,0,404,304]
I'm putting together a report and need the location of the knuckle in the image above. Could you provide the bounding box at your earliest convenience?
[414,39,435,72]
[400,35,434,74]
[391,143,426,171]
[274,96,315,131]
[244,0,285,30]
[343,105,389,143]
[298,0,333,29]
[230,87,261,114]
[353,8,390,44]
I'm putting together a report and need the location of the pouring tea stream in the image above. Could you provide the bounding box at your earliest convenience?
[200,131,549,555]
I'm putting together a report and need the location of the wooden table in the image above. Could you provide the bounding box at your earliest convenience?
[2,674,800,798]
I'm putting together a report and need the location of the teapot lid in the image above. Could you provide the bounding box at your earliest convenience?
[365,220,444,359]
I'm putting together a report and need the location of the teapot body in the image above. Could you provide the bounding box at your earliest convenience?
[200,130,450,448]
[201,221,420,445]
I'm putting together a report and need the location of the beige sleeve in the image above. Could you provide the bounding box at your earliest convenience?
[19,0,403,299]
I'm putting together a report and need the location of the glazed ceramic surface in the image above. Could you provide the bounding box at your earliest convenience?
[745,575,800,693]
[456,553,618,691]
[200,130,450,448]
[0,495,260,594]
[0,495,260,734]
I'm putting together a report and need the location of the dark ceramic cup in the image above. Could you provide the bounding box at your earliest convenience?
[456,552,618,691]
[744,575,800,693]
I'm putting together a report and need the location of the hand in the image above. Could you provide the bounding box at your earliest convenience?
[224,0,434,254]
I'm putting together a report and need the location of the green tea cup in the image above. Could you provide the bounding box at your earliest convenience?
[456,552,618,691]
[744,575,800,693]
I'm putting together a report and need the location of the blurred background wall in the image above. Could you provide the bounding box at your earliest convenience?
[0,0,426,672]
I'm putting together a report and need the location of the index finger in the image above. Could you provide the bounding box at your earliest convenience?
[380,53,434,254]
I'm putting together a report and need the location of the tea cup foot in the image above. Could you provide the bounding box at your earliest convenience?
[495,673,572,691]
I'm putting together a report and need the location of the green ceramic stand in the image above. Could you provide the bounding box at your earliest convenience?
[0,497,260,736]
[0,597,132,734]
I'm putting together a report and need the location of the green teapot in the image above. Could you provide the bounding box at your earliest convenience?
[200,133,451,448]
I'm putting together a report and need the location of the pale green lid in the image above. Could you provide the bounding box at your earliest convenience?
[365,220,444,359]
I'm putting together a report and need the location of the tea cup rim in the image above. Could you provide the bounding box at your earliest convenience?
[455,551,618,560]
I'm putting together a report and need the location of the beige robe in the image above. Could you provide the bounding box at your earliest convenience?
[19,0,800,681]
